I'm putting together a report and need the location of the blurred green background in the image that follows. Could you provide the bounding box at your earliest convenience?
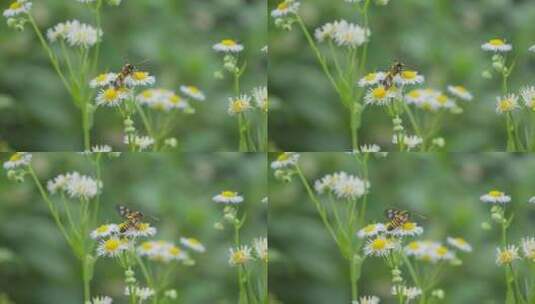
[0,152,267,303]
[268,152,535,303]
[0,0,266,151]
[268,0,535,151]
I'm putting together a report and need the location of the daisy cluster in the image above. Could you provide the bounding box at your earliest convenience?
[47,171,102,200]
[314,171,370,200]
[47,20,102,48]
[494,87,535,114]
[495,238,535,266]
[314,19,370,48]
[90,70,155,107]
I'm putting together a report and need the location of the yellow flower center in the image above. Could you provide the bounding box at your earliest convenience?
[498,99,513,112]
[364,73,376,81]
[489,190,503,197]
[402,70,417,79]
[402,222,416,231]
[363,225,376,233]
[169,246,181,256]
[187,86,199,93]
[141,242,153,250]
[232,251,248,264]
[372,87,387,99]
[489,39,505,46]
[437,94,448,105]
[453,238,467,246]
[96,225,109,233]
[277,153,289,161]
[371,238,387,250]
[408,90,421,98]
[9,152,22,162]
[142,90,153,98]
[221,39,237,46]
[408,241,420,250]
[133,71,148,80]
[277,1,289,10]
[137,223,149,231]
[187,238,201,245]
[9,1,22,10]
[104,239,120,252]
[170,94,181,104]
[436,246,448,256]
[231,99,248,112]
[222,191,237,198]
[454,86,467,93]
[103,88,118,102]
[499,251,514,264]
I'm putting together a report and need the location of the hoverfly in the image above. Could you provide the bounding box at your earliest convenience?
[112,63,136,89]
[384,208,425,231]
[380,61,405,90]
[116,204,144,233]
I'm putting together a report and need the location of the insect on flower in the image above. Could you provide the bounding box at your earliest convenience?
[112,63,136,89]
[385,208,425,231]
[116,204,157,233]
[380,61,405,90]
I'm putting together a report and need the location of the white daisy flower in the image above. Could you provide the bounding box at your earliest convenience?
[393,70,425,86]
[137,241,160,257]
[332,174,369,200]
[213,191,244,204]
[447,85,473,101]
[431,244,456,262]
[227,95,252,115]
[358,72,386,87]
[496,245,520,266]
[65,172,101,200]
[271,0,300,18]
[125,287,155,301]
[404,241,429,257]
[3,152,32,169]
[388,222,424,237]
[180,237,206,253]
[123,135,155,151]
[124,71,156,87]
[520,86,535,110]
[356,295,380,304]
[228,245,254,266]
[392,134,423,151]
[495,94,519,114]
[180,85,205,101]
[528,196,535,204]
[90,224,120,239]
[167,245,189,262]
[314,21,338,42]
[136,89,189,112]
[97,237,129,257]
[122,222,157,238]
[253,237,268,262]
[364,86,396,106]
[3,0,32,18]
[480,190,511,204]
[314,171,348,194]
[357,223,386,239]
[529,45,535,53]
[91,145,113,153]
[359,144,381,153]
[521,237,535,261]
[66,22,102,48]
[86,296,112,304]
[364,236,397,257]
[213,39,244,53]
[270,152,300,169]
[90,73,118,88]
[482,38,512,52]
[95,87,130,107]
[252,86,268,112]
[447,237,472,252]
[333,21,370,48]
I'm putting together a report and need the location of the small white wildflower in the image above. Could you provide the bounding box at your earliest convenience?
[48,20,102,48]
[125,287,155,301]
[332,174,369,200]
[270,152,300,169]
[358,72,386,87]
[521,237,535,261]
[357,223,386,239]
[253,237,268,262]
[90,73,118,88]
[447,85,473,101]
[124,71,156,87]
[90,224,120,240]
[180,85,205,101]
[392,135,423,151]
[529,45,535,53]
[86,296,112,304]
[227,95,252,115]
[123,135,155,151]
[333,20,370,48]
[388,222,424,237]
[482,38,512,52]
[520,86,535,110]
[252,86,268,112]
[97,237,128,257]
[3,152,32,169]
[447,237,472,252]
[528,196,535,204]
[364,236,397,257]
[95,87,130,107]
[364,86,396,106]
[3,0,32,18]
[122,223,157,238]
[228,245,253,266]
[393,70,425,86]
[213,39,244,53]
[480,190,511,204]
[357,295,380,304]
[496,245,520,266]
[271,0,300,18]
[180,237,206,253]
[213,191,244,204]
[495,94,519,114]
[164,289,177,299]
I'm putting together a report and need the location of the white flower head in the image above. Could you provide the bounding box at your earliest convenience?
[271,152,300,169]
[213,191,244,204]
[357,223,386,239]
[482,38,512,52]
[124,71,156,87]
[496,245,520,266]
[180,85,205,101]
[136,89,189,112]
[228,245,254,266]
[359,144,381,153]
[124,287,155,301]
[387,221,424,237]
[480,190,511,204]
[96,87,131,107]
[97,237,129,257]
[520,86,535,110]
[393,70,425,86]
[528,196,535,205]
[495,94,519,114]
[364,86,396,106]
[253,237,268,262]
[124,135,155,151]
[180,237,206,253]
[66,22,102,48]
[392,135,423,151]
[364,236,398,257]
[137,241,187,263]
[213,39,244,53]
[356,295,380,304]
[122,222,157,238]
[90,73,118,88]
[227,95,252,115]
[447,85,473,101]
[49,172,101,200]
[252,86,268,112]
[90,224,120,240]
[521,237,535,261]
[271,0,300,18]
[333,20,370,48]
[332,174,369,200]
[447,237,472,252]
[529,45,535,53]
[3,0,32,18]
[358,72,386,87]
[3,152,32,169]
[86,296,112,304]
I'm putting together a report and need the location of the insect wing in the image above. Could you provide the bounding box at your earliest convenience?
[116,204,131,218]
[385,208,398,220]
